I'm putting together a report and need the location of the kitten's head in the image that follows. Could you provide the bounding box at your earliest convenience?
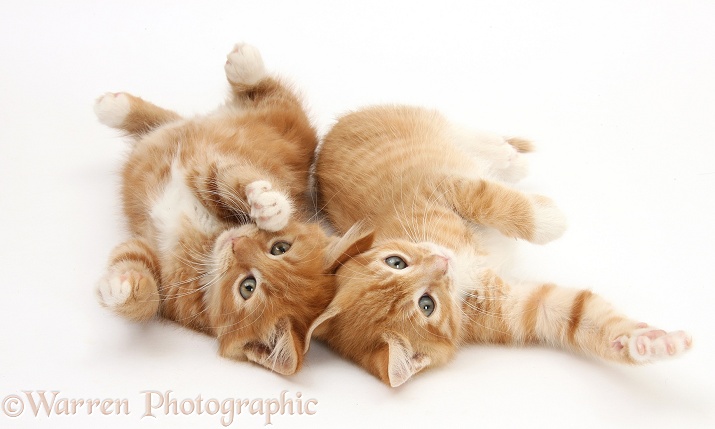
[206,221,374,375]
[306,239,461,387]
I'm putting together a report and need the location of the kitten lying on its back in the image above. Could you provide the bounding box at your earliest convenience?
[312,105,691,387]
[94,44,372,375]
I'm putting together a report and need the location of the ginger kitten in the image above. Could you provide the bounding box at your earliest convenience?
[94,44,373,375]
[312,105,691,387]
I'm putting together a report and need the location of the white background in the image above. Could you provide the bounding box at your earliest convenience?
[1,1,714,428]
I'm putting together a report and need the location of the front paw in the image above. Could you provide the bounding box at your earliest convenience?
[529,195,567,244]
[224,43,266,86]
[612,326,692,363]
[97,270,135,309]
[96,269,158,320]
[246,180,292,232]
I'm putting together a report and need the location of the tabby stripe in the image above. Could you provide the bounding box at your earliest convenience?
[111,250,160,281]
[568,290,593,344]
[206,164,221,210]
[522,284,555,342]
[131,239,157,259]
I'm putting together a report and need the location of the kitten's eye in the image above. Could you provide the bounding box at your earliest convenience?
[239,276,257,300]
[270,241,292,256]
[385,256,407,269]
[418,294,435,317]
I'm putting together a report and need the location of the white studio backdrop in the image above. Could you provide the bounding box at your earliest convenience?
[1,1,713,428]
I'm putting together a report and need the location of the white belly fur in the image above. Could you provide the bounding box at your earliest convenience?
[150,158,220,254]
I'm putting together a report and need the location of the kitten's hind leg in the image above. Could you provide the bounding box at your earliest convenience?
[611,325,692,363]
[447,178,567,244]
[449,125,533,182]
[94,92,181,138]
[224,43,267,91]
[97,238,161,321]
[223,43,306,109]
[462,275,692,364]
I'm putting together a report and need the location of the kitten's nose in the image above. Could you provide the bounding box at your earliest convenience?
[433,255,449,274]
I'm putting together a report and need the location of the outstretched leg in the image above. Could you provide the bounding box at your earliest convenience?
[446,177,567,244]
[224,43,297,107]
[97,238,161,321]
[448,124,533,182]
[461,272,692,364]
[94,92,181,138]
[223,43,317,151]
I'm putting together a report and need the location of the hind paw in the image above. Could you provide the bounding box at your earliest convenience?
[489,142,529,182]
[94,92,131,127]
[97,269,145,308]
[97,269,158,321]
[225,43,266,86]
[612,326,692,363]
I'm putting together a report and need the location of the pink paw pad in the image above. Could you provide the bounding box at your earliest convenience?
[614,325,692,362]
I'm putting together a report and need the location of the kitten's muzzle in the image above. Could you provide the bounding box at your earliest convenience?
[430,254,450,275]
[232,235,253,254]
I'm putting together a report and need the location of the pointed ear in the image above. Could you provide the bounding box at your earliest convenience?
[325,222,375,273]
[221,318,301,375]
[303,304,341,354]
[260,320,301,375]
[218,333,248,362]
[379,332,431,387]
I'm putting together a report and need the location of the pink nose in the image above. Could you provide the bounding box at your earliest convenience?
[434,255,449,274]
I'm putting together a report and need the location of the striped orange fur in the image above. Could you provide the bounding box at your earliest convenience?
[312,105,691,387]
[95,44,373,375]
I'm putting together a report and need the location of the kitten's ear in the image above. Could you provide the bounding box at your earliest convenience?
[219,318,302,375]
[324,222,375,273]
[377,332,431,387]
[303,304,341,354]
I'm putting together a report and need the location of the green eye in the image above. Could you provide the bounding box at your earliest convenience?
[270,241,292,256]
[418,294,435,317]
[385,256,407,270]
[239,276,257,300]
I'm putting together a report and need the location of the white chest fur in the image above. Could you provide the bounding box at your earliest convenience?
[150,159,220,253]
